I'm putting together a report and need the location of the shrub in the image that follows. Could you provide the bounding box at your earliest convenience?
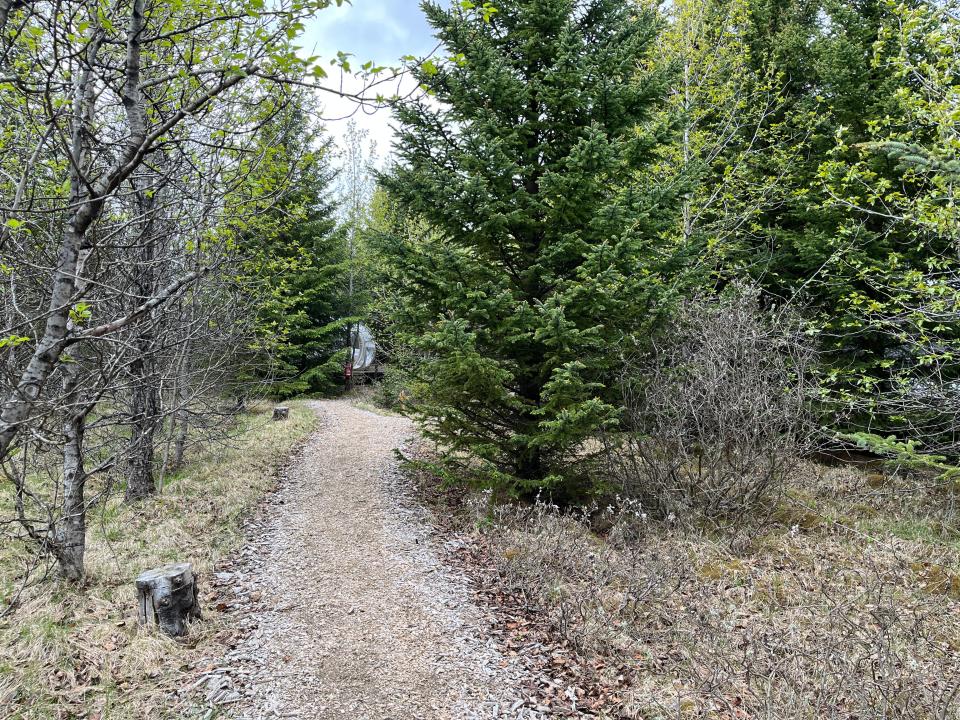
[608,285,817,518]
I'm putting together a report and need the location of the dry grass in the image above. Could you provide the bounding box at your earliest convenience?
[471,460,960,719]
[346,384,406,417]
[0,401,318,720]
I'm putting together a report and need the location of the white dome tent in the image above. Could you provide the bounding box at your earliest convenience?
[346,323,383,384]
[350,323,377,371]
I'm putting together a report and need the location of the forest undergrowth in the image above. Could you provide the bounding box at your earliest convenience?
[409,447,960,719]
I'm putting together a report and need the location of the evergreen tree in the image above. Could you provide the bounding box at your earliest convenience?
[379,0,680,494]
[237,98,350,398]
[269,166,350,398]
[653,0,819,280]
[819,0,960,452]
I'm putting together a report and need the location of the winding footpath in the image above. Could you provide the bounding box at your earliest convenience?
[207,400,535,719]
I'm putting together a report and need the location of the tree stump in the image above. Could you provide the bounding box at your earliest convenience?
[273,406,290,421]
[136,562,201,637]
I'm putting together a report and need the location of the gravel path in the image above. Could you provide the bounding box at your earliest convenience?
[211,400,534,719]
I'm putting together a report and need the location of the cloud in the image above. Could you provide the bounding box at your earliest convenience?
[302,0,434,68]
[299,0,438,158]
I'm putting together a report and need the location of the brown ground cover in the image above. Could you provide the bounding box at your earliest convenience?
[412,453,960,719]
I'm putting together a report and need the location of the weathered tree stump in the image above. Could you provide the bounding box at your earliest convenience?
[136,562,201,637]
[273,406,290,421]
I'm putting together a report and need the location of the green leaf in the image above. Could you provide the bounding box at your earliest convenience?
[0,335,31,349]
[69,302,92,325]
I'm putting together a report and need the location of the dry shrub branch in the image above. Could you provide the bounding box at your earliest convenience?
[608,285,817,519]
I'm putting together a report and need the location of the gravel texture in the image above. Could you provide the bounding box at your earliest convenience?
[208,400,536,719]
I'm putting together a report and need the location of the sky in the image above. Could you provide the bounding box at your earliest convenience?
[299,1,439,162]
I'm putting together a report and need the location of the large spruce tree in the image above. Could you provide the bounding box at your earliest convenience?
[380,0,679,494]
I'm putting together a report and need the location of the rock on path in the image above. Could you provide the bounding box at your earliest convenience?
[213,400,534,719]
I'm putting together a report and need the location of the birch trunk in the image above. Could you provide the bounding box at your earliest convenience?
[57,360,88,580]
[125,168,161,502]
[681,57,694,244]
[126,354,160,501]
[172,353,190,469]
[47,23,103,579]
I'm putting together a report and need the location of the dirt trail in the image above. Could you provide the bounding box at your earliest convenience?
[212,400,533,719]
